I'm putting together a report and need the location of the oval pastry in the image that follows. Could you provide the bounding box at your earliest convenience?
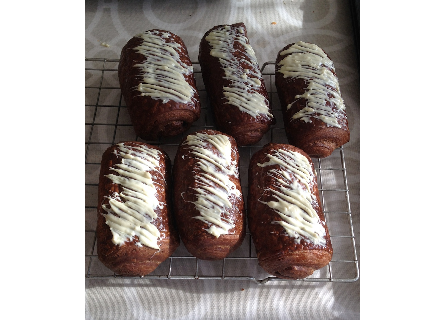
[199,22,275,146]
[118,29,201,140]
[96,141,179,276]
[248,143,332,279]
[173,129,245,260]
[275,41,349,158]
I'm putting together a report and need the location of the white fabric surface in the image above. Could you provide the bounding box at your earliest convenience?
[85,0,360,318]
[86,279,359,320]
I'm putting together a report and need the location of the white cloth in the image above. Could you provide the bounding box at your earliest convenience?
[86,279,360,320]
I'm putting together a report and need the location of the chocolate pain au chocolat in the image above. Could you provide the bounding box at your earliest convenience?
[118,30,201,140]
[275,41,349,158]
[97,142,179,276]
[248,143,332,279]
[199,23,275,146]
[173,129,245,260]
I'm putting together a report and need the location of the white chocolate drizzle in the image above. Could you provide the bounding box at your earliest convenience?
[278,41,346,128]
[133,30,196,104]
[205,25,273,119]
[257,148,326,246]
[101,143,164,250]
[184,132,242,238]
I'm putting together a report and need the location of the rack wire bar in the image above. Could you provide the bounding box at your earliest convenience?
[85,58,359,284]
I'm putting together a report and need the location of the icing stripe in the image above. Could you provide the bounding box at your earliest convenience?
[257,148,326,246]
[205,25,273,119]
[277,41,346,128]
[184,132,241,238]
[133,30,196,104]
[102,143,163,250]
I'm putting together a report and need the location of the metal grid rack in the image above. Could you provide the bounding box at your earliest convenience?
[85,58,359,284]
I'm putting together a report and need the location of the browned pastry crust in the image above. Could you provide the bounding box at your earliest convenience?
[199,22,275,146]
[96,141,179,276]
[248,143,332,279]
[173,129,245,260]
[118,30,200,141]
[275,42,349,158]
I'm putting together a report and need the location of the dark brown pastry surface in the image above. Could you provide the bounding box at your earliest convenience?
[173,129,245,260]
[118,29,200,141]
[275,41,349,158]
[248,143,332,279]
[96,141,179,276]
[199,22,275,146]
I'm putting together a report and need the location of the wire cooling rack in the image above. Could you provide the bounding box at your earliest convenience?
[85,58,359,284]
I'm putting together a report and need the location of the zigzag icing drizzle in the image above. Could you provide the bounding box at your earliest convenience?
[205,25,272,119]
[184,132,242,238]
[257,148,326,246]
[102,143,164,250]
[278,41,346,128]
[133,30,196,104]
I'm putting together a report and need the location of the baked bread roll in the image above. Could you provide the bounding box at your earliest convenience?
[199,22,275,146]
[96,141,179,276]
[173,129,245,260]
[275,41,349,158]
[118,29,201,140]
[248,143,332,279]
